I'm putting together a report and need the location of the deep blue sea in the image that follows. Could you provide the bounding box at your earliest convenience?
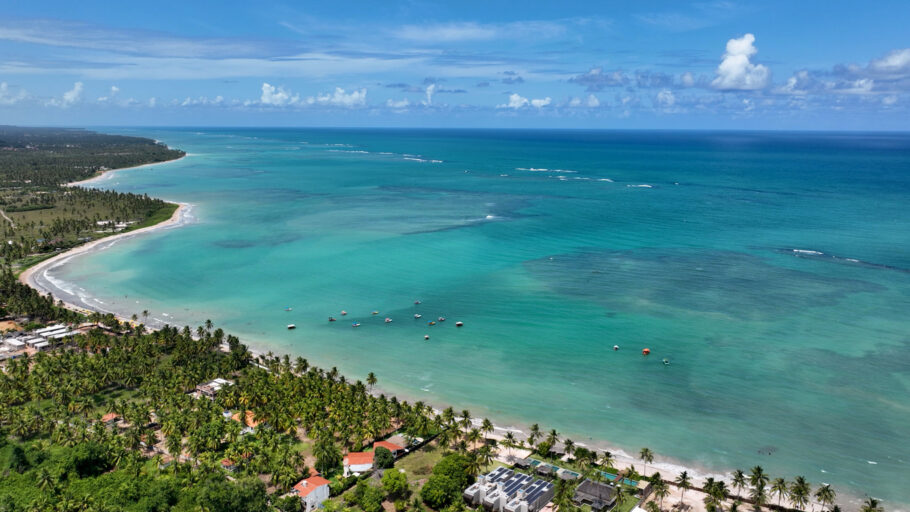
[46,128,910,506]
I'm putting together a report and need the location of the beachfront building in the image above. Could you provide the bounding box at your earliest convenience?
[342,451,374,476]
[373,440,406,458]
[196,377,234,399]
[572,479,617,512]
[291,475,331,512]
[464,467,554,512]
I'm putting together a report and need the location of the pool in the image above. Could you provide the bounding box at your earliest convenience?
[600,471,638,487]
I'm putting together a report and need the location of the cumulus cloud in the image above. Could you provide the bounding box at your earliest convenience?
[680,72,695,87]
[711,33,770,90]
[656,89,676,106]
[0,82,27,105]
[260,82,300,106]
[424,84,435,106]
[569,67,628,91]
[869,48,910,76]
[180,95,224,107]
[97,85,120,102]
[497,93,550,109]
[386,98,410,108]
[46,81,83,107]
[569,94,601,108]
[306,87,367,108]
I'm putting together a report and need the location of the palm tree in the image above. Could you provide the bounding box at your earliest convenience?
[563,439,575,458]
[366,372,377,392]
[528,423,541,446]
[815,485,836,512]
[731,470,746,498]
[639,447,654,476]
[790,476,811,511]
[653,479,670,511]
[749,466,769,490]
[859,498,882,512]
[750,484,768,511]
[675,471,692,505]
[771,478,790,508]
[599,451,615,471]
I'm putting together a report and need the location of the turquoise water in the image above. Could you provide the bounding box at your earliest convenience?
[50,128,910,505]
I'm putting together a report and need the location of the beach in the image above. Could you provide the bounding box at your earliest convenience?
[19,128,910,510]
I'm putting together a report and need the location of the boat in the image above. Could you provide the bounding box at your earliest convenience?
[424,335,430,340]
[438,317,446,322]
[284,307,293,311]
[414,300,421,305]
[384,317,392,323]
[663,358,670,366]
[455,321,463,327]
[642,348,651,355]
[372,311,379,315]
[414,314,422,319]
[428,321,436,326]
[613,345,619,351]
[341,310,347,316]
[352,322,361,328]
[328,317,336,322]
[287,324,296,330]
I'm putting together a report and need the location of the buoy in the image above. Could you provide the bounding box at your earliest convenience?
[642,348,651,355]
[424,335,430,340]
[613,345,619,351]
[341,310,347,316]
[455,321,463,327]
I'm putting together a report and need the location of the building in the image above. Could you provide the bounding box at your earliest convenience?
[220,458,237,472]
[231,410,261,434]
[34,324,66,335]
[464,466,554,512]
[572,479,617,512]
[196,378,234,399]
[373,440,406,457]
[4,338,25,350]
[343,451,374,476]
[101,413,120,425]
[292,475,331,512]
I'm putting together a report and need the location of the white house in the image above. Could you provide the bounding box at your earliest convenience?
[342,451,374,476]
[292,475,331,512]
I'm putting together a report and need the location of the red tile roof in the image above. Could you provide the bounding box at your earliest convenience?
[293,476,331,497]
[344,451,374,466]
[231,410,262,427]
[220,458,235,467]
[101,413,119,423]
[374,441,405,453]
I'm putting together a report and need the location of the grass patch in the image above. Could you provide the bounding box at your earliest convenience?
[394,443,444,489]
[128,202,179,231]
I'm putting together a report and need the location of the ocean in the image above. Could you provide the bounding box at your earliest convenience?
[45,128,910,505]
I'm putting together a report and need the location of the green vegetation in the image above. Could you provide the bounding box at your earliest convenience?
[0,126,184,268]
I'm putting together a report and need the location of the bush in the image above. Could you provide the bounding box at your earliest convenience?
[382,468,409,500]
[375,446,395,469]
[421,474,460,510]
[432,453,473,489]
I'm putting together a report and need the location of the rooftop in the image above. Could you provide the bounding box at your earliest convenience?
[344,451,374,466]
[374,440,405,453]
[293,476,331,497]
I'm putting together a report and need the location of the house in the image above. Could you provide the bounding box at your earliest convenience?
[572,479,616,512]
[196,378,234,399]
[292,475,331,512]
[373,440,406,457]
[231,410,262,434]
[101,413,120,425]
[464,466,554,512]
[4,338,25,350]
[343,451,374,476]
[220,458,237,472]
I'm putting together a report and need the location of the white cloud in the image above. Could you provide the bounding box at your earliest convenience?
[386,98,410,108]
[869,48,910,75]
[0,81,27,105]
[179,95,224,107]
[47,81,83,107]
[424,84,435,106]
[656,89,676,106]
[498,93,552,109]
[306,87,367,108]
[97,85,120,102]
[260,82,300,106]
[395,20,567,43]
[711,33,770,90]
[882,95,898,106]
[148,97,157,107]
[680,72,695,87]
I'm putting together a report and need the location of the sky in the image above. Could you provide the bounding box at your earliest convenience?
[1,0,909,130]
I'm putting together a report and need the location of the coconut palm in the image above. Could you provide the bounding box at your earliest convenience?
[749,466,769,490]
[639,447,654,476]
[366,372,377,392]
[860,498,883,512]
[731,470,746,498]
[815,485,836,512]
[600,451,615,471]
[675,471,692,505]
[790,476,811,511]
[653,479,670,510]
[771,478,789,508]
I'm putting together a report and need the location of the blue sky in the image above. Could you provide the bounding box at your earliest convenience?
[1,0,908,129]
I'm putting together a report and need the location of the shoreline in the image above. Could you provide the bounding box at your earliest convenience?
[13,145,896,512]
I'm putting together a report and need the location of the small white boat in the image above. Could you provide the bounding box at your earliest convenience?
[613,345,619,351]
[287,324,296,330]
[414,314,422,319]
[424,335,430,340]
[352,322,361,328]
[372,311,379,315]
[455,321,463,327]
[438,317,446,322]
[341,310,347,316]
[384,317,393,323]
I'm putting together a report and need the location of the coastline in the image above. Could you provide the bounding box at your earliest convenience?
[13,143,895,512]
